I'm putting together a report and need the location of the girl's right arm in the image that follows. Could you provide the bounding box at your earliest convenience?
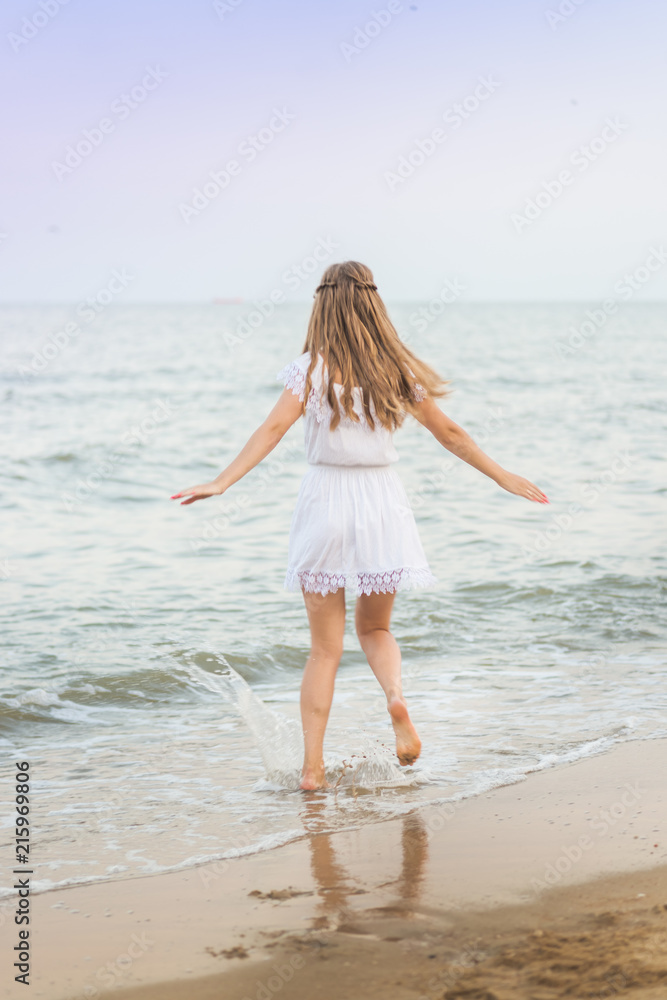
[412,395,548,504]
[171,387,303,505]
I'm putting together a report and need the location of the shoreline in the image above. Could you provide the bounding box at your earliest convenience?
[2,732,637,904]
[17,737,667,1000]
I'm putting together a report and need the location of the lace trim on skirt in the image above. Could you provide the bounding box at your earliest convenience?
[285,566,437,597]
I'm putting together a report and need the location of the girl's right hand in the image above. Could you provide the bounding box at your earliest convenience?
[497,472,549,503]
[170,482,225,505]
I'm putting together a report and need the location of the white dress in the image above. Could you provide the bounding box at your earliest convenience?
[277,351,437,597]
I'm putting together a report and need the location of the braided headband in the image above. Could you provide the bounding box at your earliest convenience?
[315,280,377,293]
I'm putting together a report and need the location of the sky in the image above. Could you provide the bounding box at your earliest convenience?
[2,0,667,302]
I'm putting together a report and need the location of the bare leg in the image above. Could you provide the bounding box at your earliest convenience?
[355,591,421,766]
[300,587,346,790]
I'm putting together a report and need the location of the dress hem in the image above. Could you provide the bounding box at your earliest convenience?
[284,567,437,597]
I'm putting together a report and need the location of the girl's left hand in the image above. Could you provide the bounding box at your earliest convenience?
[170,482,224,505]
[498,472,549,503]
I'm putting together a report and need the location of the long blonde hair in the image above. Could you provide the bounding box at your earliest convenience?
[302,260,450,431]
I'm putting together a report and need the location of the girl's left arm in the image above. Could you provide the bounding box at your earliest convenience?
[412,395,549,503]
[171,388,303,505]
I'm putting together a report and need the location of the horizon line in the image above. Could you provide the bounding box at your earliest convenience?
[1,298,667,307]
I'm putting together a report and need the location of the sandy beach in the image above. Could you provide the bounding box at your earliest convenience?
[11,737,665,1000]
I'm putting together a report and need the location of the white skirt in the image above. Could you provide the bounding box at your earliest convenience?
[284,464,437,597]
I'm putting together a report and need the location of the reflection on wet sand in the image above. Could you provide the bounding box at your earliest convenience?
[300,797,429,920]
[397,812,429,901]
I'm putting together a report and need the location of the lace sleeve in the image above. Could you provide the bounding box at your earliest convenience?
[276,360,306,401]
[277,355,330,423]
[406,366,426,401]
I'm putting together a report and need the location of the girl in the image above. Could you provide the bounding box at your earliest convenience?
[172,261,548,791]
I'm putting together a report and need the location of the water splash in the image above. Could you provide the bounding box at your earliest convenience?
[176,648,304,788]
[173,644,420,791]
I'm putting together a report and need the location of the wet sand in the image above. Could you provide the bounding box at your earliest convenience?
[16,738,667,1000]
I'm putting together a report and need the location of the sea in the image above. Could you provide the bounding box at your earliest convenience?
[1,301,665,902]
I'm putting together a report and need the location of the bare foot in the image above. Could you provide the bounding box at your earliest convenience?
[299,763,330,791]
[388,697,422,766]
